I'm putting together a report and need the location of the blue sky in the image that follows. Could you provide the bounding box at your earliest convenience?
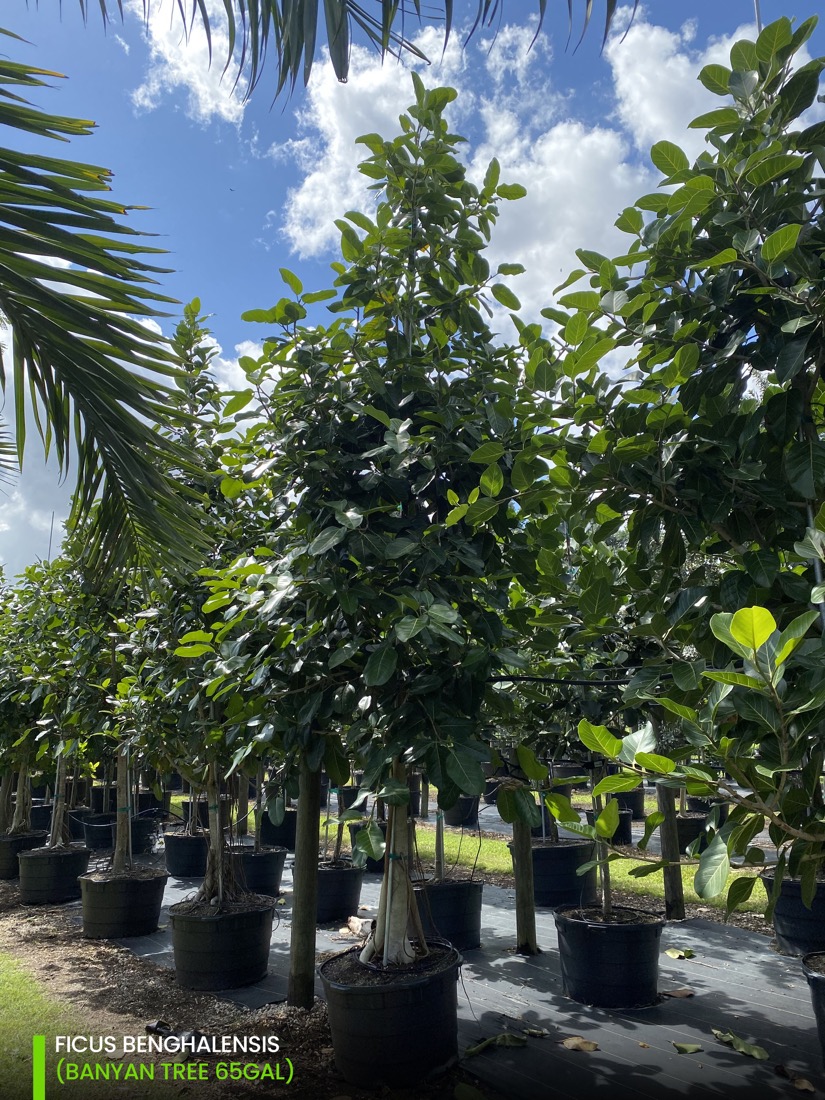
[0,1,822,576]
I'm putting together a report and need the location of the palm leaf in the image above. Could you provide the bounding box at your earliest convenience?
[0,32,210,574]
[79,1,633,95]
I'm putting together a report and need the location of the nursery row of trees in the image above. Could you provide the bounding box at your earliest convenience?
[1,13,824,996]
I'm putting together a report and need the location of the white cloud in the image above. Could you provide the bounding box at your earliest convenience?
[126,0,245,126]
[212,338,263,390]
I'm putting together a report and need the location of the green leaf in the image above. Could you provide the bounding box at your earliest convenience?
[650,141,689,177]
[468,441,504,464]
[491,284,521,311]
[775,336,810,383]
[729,606,776,651]
[595,798,619,839]
[279,267,303,295]
[725,875,757,917]
[593,774,644,795]
[762,224,801,263]
[638,811,665,851]
[577,720,622,758]
[324,736,351,788]
[480,463,504,497]
[498,785,542,827]
[694,834,730,898]
[542,791,580,824]
[354,821,386,863]
[673,1043,703,1055]
[363,404,390,427]
[703,671,764,689]
[755,16,792,64]
[309,527,346,555]
[635,752,676,775]
[363,644,397,686]
[173,643,214,658]
[497,183,527,201]
[746,153,804,186]
[445,748,486,796]
[712,1029,769,1061]
[516,743,549,782]
[786,439,825,498]
[698,64,731,96]
[774,610,818,666]
[267,795,286,827]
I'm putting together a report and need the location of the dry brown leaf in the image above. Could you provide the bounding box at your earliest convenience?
[638,1042,650,1049]
[561,1036,599,1052]
[523,1027,549,1039]
[662,987,695,998]
[794,1078,816,1093]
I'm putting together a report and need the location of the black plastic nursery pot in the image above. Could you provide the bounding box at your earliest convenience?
[414,879,483,951]
[613,787,646,820]
[675,813,710,854]
[80,871,168,938]
[803,953,825,1064]
[18,846,91,904]
[90,785,116,813]
[762,874,825,955]
[443,795,479,829]
[169,896,275,990]
[686,796,729,824]
[163,831,208,878]
[554,905,665,1009]
[83,813,116,851]
[0,831,47,878]
[66,807,95,841]
[316,862,365,923]
[512,839,598,908]
[130,816,158,855]
[29,803,53,831]
[319,942,462,1087]
[229,845,287,896]
[182,796,232,831]
[259,807,298,851]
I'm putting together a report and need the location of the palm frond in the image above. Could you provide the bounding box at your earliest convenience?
[0,35,210,574]
[107,1,634,96]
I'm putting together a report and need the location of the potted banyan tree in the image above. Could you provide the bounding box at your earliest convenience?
[197,78,529,1084]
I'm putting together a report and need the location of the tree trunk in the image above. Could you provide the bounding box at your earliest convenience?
[253,764,264,854]
[420,774,429,818]
[9,763,31,835]
[288,757,321,1009]
[360,760,419,968]
[0,771,14,835]
[236,773,249,837]
[511,818,539,955]
[112,739,131,874]
[657,784,685,920]
[48,752,68,848]
[434,810,445,882]
[197,765,225,905]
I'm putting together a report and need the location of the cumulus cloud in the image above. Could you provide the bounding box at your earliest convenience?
[126,0,245,125]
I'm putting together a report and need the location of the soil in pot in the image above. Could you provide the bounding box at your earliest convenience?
[317,861,364,923]
[554,905,665,1009]
[761,874,825,955]
[163,831,208,878]
[228,845,287,896]
[803,953,825,1065]
[0,831,47,878]
[443,796,479,829]
[18,846,92,904]
[414,879,483,951]
[259,807,298,851]
[319,941,462,1087]
[512,839,597,908]
[169,895,275,990]
[80,869,168,938]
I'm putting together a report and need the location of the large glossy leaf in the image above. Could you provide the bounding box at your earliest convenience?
[577,719,621,758]
[694,833,730,899]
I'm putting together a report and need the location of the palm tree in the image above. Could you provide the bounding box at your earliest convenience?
[0,29,208,574]
[90,0,639,96]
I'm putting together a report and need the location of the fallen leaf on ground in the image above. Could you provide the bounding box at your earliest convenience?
[346,916,363,935]
[561,1036,599,1052]
[776,1066,816,1092]
[638,1042,650,1049]
[454,1084,488,1100]
[465,1033,528,1057]
[712,1029,768,1060]
[522,1028,550,1038]
[673,1043,703,1054]
[666,947,696,959]
[662,987,695,998]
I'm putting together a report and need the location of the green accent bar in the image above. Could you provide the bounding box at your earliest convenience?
[32,1035,46,1100]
